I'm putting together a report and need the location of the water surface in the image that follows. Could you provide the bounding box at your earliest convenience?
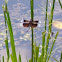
[0,0,62,62]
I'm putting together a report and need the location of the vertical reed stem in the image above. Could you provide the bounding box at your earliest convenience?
[45,0,48,31]
[30,0,34,62]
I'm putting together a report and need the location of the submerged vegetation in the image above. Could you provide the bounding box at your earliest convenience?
[0,0,62,62]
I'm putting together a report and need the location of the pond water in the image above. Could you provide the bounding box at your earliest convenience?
[0,0,62,62]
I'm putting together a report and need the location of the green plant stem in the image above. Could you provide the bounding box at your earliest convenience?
[30,0,34,62]
[6,11,17,62]
[4,11,9,61]
[49,0,55,33]
[2,56,4,62]
[47,31,59,61]
[19,53,21,62]
[58,0,62,9]
[45,0,48,31]
[31,28,34,62]
[3,10,17,62]
[31,0,34,20]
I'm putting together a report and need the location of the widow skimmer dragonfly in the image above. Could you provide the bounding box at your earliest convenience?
[23,19,38,28]
[23,19,54,38]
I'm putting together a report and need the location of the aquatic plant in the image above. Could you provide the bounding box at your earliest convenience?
[2,0,17,62]
[0,0,62,62]
[29,0,59,62]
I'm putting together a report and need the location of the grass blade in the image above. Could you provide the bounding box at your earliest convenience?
[48,0,55,33]
[41,32,45,62]
[5,38,9,61]
[2,56,4,62]
[58,0,62,9]
[19,53,21,62]
[11,54,14,62]
[29,59,32,62]
[47,31,59,61]
[4,8,9,61]
[35,46,39,62]
[6,10,17,62]
[3,2,17,62]
[51,57,59,62]
[60,51,62,62]
[45,0,48,31]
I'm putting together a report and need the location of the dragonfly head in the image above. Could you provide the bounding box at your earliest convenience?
[30,19,33,22]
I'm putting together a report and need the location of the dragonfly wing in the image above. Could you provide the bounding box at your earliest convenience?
[23,20,30,27]
[23,23,29,27]
[24,20,29,22]
[31,21,38,28]
[31,24,37,28]
[33,21,38,24]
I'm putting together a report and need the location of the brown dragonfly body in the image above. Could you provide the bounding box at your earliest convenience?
[23,19,38,28]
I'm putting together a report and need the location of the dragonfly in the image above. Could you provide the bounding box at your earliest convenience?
[23,19,38,28]
[20,19,54,38]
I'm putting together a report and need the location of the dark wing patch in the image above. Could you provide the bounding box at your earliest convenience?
[23,23,29,27]
[33,21,38,24]
[31,24,37,28]
[24,20,30,22]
